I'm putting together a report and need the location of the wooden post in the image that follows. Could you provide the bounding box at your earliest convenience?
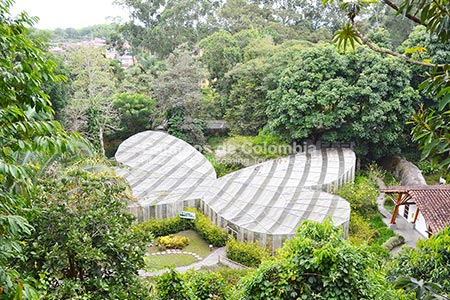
[390,193,403,224]
[413,207,420,224]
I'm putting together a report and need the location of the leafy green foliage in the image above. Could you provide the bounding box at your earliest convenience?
[62,46,117,155]
[226,238,270,268]
[156,235,190,250]
[199,30,242,85]
[348,212,378,244]
[410,105,450,168]
[153,49,207,146]
[186,271,229,300]
[132,216,187,238]
[394,277,448,300]
[0,2,73,298]
[325,0,450,168]
[154,268,188,300]
[333,22,361,50]
[167,110,207,146]
[21,165,149,299]
[112,93,157,138]
[268,45,419,159]
[191,209,228,247]
[224,39,313,135]
[417,160,441,175]
[154,269,231,300]
[132,210,227,247]
[116,0,218,58]
[337,175,378,215]
[242,219,392,299]
[387,227,450,293]
[399,0,450,42]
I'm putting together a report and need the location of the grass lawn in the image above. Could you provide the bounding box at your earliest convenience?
[144,254,198,271]
[145,230,211,271]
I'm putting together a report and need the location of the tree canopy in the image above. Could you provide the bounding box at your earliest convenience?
[0,1,73,297]
[242,219,392,300]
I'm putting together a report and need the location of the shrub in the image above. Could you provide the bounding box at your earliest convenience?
[132,216,190,237]
[348,212,377,244]
[226,238,270,268]
[211,267,253,287]
[185,271,228,300]
[337,176,378,215]
[417,160,441,175]
[188,209,228,247]
[154,269,188,300]
[132,209,227,247]
[382,235,405,251]
[387,227,450,293]
[156,235,190,250]
[242,219,391,299]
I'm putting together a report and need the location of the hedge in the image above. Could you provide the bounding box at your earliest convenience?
[190,209,228,247]
[226,238,270,268]
[132,208,227,247]
[132,216,190,237]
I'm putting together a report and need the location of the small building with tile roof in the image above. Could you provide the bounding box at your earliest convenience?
[380,185,450,237]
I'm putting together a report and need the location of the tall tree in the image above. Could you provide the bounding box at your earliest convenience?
[0,1,72,298]
[115,0,221,58]
[63,46,118,155]
[153,48,206,145]
[22,164,150,300]
[324,0,450,169]
[267,45,419,159]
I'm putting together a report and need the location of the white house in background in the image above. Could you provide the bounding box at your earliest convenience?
[381,185,450,237]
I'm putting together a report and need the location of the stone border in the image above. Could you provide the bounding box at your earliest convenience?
[146,250,202,261]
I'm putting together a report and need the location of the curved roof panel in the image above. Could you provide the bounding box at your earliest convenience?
[116,131,354,238]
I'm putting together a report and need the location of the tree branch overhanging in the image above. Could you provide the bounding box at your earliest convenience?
[382,0,425,25]
[351,20,446,68]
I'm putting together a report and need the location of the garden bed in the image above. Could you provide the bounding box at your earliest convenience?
[144,230,212,270]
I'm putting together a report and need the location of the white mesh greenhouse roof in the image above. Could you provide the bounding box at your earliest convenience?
[115,131,215,207]
[116,131,355,246]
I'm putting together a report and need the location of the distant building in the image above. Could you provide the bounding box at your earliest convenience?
[49,38,134,69]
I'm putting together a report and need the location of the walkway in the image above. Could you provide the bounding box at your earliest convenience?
[376,178,424,249]
[139,247,247,277]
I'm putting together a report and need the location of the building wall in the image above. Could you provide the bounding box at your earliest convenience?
[398,204,428,237]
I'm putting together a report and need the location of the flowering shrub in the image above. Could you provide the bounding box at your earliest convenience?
[156,235,190,250]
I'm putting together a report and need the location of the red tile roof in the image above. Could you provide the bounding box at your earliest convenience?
[380,185,450,234]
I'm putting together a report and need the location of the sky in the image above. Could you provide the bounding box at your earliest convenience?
[11,0,129,29]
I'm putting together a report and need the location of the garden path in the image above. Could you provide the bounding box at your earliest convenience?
[139,247,246,277]
[376,178,423,249]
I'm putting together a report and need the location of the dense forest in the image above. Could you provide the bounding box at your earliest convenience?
[1,0,450,298]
